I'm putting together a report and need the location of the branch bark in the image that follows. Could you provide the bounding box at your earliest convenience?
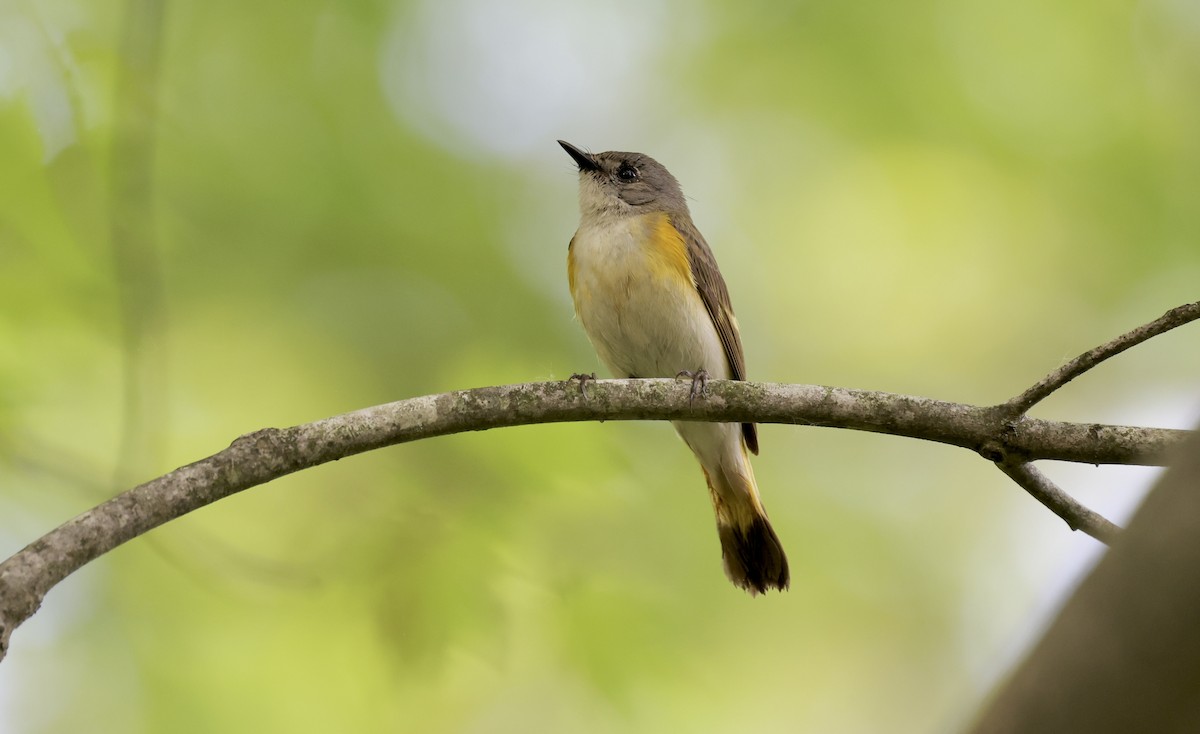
[0,378,1191,662]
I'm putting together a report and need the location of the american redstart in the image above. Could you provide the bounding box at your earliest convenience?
[559,140,789,594]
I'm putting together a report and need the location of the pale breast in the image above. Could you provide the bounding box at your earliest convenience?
[568,213,730,381]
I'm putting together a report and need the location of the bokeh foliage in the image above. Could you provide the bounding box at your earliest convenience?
[1,0,1197,732]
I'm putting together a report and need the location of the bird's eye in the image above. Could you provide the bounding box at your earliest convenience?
[617,165,639,182]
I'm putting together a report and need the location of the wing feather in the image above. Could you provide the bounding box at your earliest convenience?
[674,216,759,455]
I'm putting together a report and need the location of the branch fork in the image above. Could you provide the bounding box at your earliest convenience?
[986,301,1200,542]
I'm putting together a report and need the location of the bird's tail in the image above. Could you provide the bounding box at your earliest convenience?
[702,460,790,595]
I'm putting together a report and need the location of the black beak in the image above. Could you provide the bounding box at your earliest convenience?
[558,140,600,172]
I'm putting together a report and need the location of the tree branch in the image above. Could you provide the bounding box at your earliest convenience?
[994,461,1121,544]
[0,378,1191,662]
[982,301,1200,546]
[1004,301,1200,416]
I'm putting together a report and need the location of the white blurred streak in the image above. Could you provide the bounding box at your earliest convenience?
[0,5,86,162]
[378,0,670,160]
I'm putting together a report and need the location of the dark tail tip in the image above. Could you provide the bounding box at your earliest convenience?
[718,515,790,595]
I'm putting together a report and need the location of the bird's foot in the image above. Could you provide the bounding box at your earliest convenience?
[568,372,597,399]
[675,368,709,405]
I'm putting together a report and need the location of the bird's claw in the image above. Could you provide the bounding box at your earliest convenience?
[676,368,709,405]
[569,372,597,399]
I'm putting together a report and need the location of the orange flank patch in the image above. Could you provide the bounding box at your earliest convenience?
[647,213,695,288]
[566,213,695,306]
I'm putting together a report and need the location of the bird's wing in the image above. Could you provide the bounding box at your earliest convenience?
[676,217,759,455]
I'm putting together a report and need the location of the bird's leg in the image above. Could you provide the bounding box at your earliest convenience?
[675,368,709,405]
[568,372,597,399]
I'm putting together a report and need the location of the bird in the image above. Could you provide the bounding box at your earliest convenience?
[559,139,789,594]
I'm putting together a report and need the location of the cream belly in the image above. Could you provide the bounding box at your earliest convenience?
[569,213,742,469]
[569,213,730,383]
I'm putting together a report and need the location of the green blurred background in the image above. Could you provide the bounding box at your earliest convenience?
[1,0,1198,731]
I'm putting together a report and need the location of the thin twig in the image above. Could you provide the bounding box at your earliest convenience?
[1005,301,1200,416]
[995,461,1121,544]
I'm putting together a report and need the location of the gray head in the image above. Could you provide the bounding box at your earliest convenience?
[559,140,689,220]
